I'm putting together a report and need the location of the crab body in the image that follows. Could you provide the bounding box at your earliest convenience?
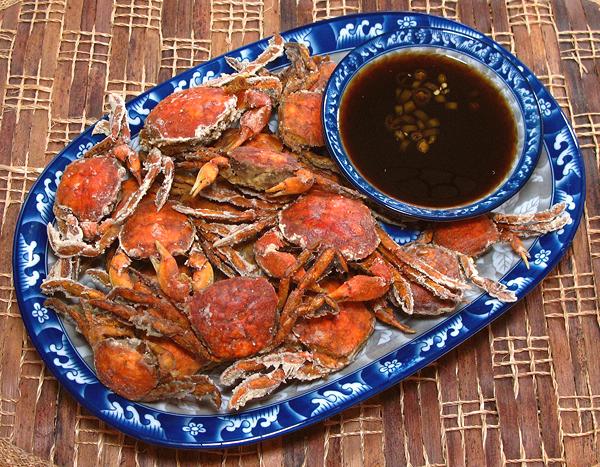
[187,277,278,360]
[140,36,285,155]
[278,190,379,261]
[47,95,173,260]
[278,43,336,152]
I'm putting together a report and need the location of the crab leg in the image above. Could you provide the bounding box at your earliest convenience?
[84,95,127,159]
[357,253,414,314]
[199,240,237,278]
[496,214,570,236]
[458,255,517,302]
[114,148,167,217]
[390,271,415,315]
[155,156,174,210]
[298,150,340,172]
[174,175,281,211]
[86,268,111,288]
[151,241,192,303]
[108,249,134,288]
[298,294,339,318]
[44,298,90,336]
[377,226,468,294]
[255,228,305,279]
[45,298,134,345]
[47,256,80,281]
[212,215,277,248]
[377,246,462,302]
[47,219,116,258]
[41,278,105,300]
[371,298,415,333]
[88,298,212,360]
[173,204,260,223]
[265,168,315,197]
[142,374,222,408]
[187,246,214,292]
[112,143,142,185]
[222,89,275,152]
[492,202,567,225]
[224,351,327,410]
[271,248,336,348]
[328,276,389,302]
[498,232,531,268]
[106,286,191,327]
[197,227,258,276]
[207,34,284,87]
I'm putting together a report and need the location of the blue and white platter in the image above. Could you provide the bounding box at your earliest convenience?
[13,12,585,448]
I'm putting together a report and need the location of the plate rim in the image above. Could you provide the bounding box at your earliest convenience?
[12,11,586,449]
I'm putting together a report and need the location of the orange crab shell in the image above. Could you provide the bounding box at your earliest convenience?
[222,146,303,191]
[148,337,205,377]
[142,87,239,143]
[55,156,125,223]
[243,133,285,152]
[187,277,278,360]
[94,339,158,400]
[293,294,374,360]
[279,91,324,149]
[119,198,195,259]
[279,190,379,261]
[431,217,500,257]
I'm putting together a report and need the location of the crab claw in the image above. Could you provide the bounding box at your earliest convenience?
[327,275,390,302]
[265,169,315,197]
[108,249,134,288]
[190,156,230,197]
[220,89,275,152]
[112,143,142,184]
[152,241,191,302]
[506,233,530,269]
[187,247,214,292]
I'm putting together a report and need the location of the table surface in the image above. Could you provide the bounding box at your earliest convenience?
[0,0,599,465]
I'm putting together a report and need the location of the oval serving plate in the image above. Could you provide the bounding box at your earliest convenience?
[14,12,584,448]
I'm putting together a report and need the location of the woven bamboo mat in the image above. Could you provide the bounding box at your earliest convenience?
[0,0,599,465]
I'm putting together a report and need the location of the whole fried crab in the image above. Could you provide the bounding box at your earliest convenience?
[48,95,173,259]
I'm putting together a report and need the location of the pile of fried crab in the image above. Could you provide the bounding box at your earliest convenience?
[42,36,570,411]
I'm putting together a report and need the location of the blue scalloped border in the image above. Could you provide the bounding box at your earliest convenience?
[13,12,585,449]
[323,26,543,220]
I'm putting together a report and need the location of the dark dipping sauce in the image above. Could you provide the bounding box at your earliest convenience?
[339,52,518,209]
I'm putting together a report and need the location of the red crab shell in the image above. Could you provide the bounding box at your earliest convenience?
[431,217,500,257]
[119,198,195,259]
[94,338,159,400]
[187,277,278,360]
[55,156,125,226]
[293,283,374,360]
[142,87,240,145]
[278,190,379,260]
[222,146,303,191]
[279,91,324,150]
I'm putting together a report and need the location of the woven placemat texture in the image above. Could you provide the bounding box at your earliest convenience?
[0,0,599,465]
